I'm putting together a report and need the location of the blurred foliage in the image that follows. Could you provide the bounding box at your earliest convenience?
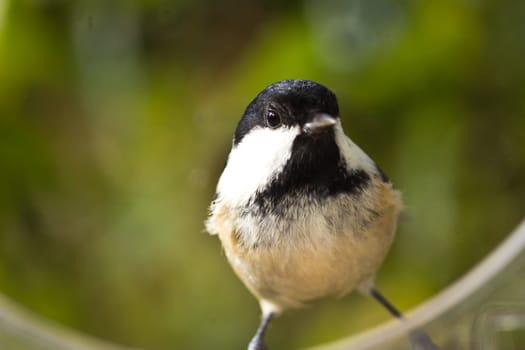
[0,0,524,349]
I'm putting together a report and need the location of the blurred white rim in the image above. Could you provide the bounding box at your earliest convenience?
[0,219,523,349]
[0,0,8,35]
[0,290,135,349]
[307,219,525,350]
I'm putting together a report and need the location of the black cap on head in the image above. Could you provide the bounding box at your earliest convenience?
[234,80,340,145]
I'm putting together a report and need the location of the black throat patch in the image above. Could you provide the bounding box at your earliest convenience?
[252,131,370,215]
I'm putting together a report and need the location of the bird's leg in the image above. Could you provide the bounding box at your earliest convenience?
[370,287,403,319]
[370,288,440,350]
[247,312,274,350]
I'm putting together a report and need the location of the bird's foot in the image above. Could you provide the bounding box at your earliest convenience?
[247,335,268,350]
[409,329,440,350]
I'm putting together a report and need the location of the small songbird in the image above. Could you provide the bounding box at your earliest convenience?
[206,80,436,350]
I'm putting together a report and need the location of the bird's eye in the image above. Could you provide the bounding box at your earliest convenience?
[266,110,281,128]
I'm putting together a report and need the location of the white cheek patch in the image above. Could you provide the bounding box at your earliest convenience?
[217,126,300,206]
[334,120,375,173]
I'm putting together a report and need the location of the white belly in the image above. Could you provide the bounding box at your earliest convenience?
[211,182,401,312]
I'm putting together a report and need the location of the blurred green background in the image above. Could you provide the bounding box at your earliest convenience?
[0,0,524,349]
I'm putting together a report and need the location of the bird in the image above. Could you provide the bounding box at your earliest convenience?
[206,79,438,350]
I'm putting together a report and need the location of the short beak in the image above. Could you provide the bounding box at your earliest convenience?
[303,113,337,135]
